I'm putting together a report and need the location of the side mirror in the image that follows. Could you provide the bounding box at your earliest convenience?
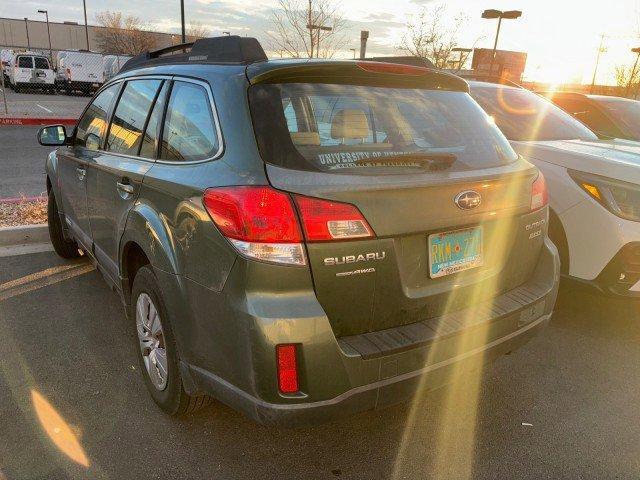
[37,125,69,146]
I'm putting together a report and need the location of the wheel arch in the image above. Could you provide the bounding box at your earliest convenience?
[548,208,570,275]
[119,203,182,302]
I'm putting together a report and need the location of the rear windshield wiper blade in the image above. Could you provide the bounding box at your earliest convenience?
[354,152,457,170]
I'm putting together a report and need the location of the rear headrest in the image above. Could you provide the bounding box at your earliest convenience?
[330,109,370,140]
[290,132,320,146]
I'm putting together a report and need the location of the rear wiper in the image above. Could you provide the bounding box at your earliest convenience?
[354,152,457,170]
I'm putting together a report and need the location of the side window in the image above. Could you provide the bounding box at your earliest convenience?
[139,82,170,158]
[18,56,33,68]
[106,79,162,155]
[556,98,619,136]
[34,57,50,69]
[75,84,119,150]
[159,81,219,162]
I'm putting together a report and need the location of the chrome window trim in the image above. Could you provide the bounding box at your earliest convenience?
[88,74,225,165]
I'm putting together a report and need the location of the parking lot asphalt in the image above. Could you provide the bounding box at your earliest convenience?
[0,87,88,119]
[0,126,51,198]
[1,250,640,480]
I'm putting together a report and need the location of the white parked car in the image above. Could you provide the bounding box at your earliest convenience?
[56,50,103,94]
[8,52,55,93]
[470,80,640,297]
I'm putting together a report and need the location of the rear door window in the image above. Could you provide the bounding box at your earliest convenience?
[34,57,50,69]
[249,83,518,173]
[18,56,32,68]
[106,79,162,156]
[139,82,170,158]
[159,81,218,162]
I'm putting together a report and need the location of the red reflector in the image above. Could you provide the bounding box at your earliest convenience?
[276,344,299,394]
[294,195,374,241]
[356,61,429,76]
[203,186,302,243]
[531,172,549,211]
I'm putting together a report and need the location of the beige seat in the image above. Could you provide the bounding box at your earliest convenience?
[330,109,370,143]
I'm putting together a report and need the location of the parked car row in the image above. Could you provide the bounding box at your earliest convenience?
[1,48,131,95]
[34,35,640,427]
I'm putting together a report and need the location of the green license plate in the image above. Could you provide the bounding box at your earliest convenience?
[428,226,483,278]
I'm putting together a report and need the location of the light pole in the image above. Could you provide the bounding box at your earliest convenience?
[82,0,90,50]
[24,18,31,49]
[481,9,522,75]
[38,10,52,61]
[222,31,230,36]
[180,0,186,43]
[626,47,640,97]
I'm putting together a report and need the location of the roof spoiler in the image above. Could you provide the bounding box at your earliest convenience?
[120,35,268,73]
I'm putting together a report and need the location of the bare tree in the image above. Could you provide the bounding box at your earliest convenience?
[614,63,640,96]
[186,22,209,42]
[94,11,158,55]
[267,0,348,58]
[399,4,474,70]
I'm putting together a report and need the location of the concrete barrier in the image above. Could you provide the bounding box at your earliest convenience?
[0,224,49,247]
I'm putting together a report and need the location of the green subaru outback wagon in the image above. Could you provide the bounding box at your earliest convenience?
[38,36,559,426]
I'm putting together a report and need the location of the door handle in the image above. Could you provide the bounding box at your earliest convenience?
[76,166,86,181]
[116,181,135,196]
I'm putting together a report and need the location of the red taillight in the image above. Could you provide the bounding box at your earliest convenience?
[356,61,429,76]
[531,172,548,211]
[203,186,306,265]
[203,186,302,243]
[294,195,374,242]
[276,344,299,394]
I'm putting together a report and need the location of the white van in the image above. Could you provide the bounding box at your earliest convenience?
[9,52,55,93]
[102,54,132,81]
[1,49,13,84]
[57,51,104,94]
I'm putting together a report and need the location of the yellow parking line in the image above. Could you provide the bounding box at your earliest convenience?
[0,263,95,302]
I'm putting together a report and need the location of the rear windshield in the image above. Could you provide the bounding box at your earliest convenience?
[249,83,518,173]
[34,57,50,69]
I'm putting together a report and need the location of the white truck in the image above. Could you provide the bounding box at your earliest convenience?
[8,52,55,93]
[103,55,132,81]
[56,51,104,95]
[1,49,13,85]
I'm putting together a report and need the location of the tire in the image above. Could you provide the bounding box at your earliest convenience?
[47,191,81,259]
[130,265,211,415]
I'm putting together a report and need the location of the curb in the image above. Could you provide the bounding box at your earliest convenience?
[0,224,49,247]
[0,117,77,126]
[0,196,44,204]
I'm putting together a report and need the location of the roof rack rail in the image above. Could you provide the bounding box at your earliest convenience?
[120,35,268,73]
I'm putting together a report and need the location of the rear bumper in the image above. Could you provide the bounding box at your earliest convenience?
[60,80,101,91]
[174,238,559,427]
[565,242,640,299]
[185,312,551,426]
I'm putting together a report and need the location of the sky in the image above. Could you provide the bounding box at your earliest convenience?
[2,0,640,84]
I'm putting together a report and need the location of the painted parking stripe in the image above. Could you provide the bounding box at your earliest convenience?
[36,104,53,113]
[0,262,95,302]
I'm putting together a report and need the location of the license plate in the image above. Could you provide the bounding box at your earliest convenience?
[428,226,483,278]
[36,72,45,78]
[92,83,100,87]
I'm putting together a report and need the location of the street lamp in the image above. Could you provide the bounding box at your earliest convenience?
[222,31,231,36]
[38,10,52,61]
[626,47,640,97]
[481,9,522,75]
[24,18,31,49]
[82,0,89,50]
[180,0,186,43]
